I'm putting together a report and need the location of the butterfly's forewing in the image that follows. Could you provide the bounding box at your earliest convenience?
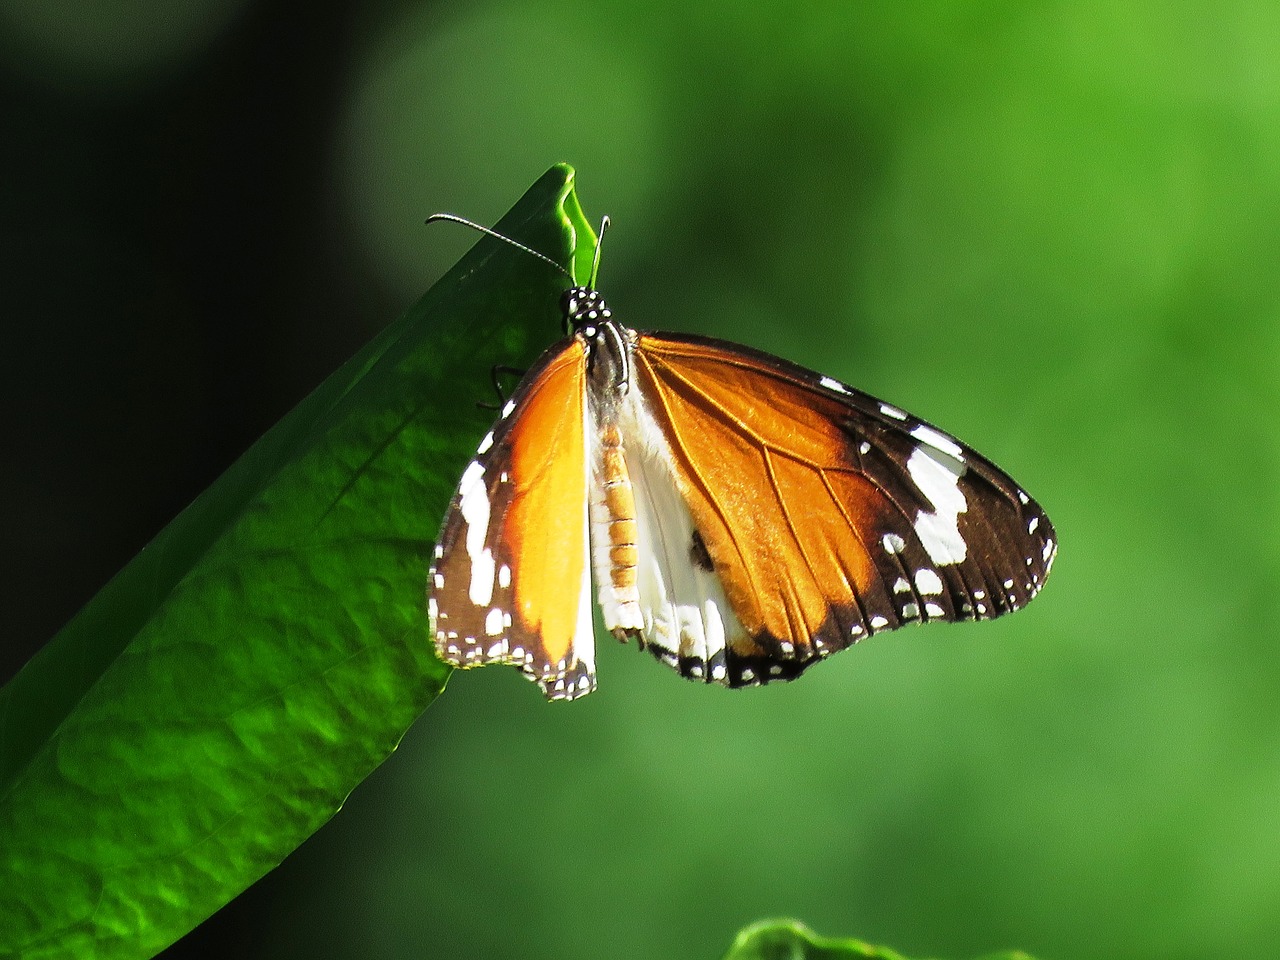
[628,332,1056,686]
[430,338,598,700]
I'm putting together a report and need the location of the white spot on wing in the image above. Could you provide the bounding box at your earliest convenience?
[458,460,496,604]
[914,569,944,596]
[476,430,495,455]
[470,550,495,606]
[883,532,906,555]
[910,424,965,460]
[880,403,908,421]
[484,608,504,636]
[820,376,849,394]
[907,445,968,565]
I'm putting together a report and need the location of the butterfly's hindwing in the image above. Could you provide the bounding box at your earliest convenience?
[609,399,747,684]
[430,338,598,701]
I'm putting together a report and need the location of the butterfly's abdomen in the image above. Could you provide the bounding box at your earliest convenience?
[592,421,644,636]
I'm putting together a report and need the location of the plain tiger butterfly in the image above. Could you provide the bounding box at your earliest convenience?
[428,214,1056,701]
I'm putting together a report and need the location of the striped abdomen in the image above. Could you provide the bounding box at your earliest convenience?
[592,420,643,636]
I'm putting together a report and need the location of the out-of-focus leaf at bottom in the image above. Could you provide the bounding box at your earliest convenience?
[0,163,595,960]
[722,920,1038,960]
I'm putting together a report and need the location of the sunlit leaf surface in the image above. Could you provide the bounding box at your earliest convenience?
[0,164,595,960]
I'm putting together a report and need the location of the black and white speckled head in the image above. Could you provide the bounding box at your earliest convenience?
[561,215,612,336]
[563,285,630,397]
[560,286,613,335]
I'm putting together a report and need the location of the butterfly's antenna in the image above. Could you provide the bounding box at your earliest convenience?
[425,213,572,279]
[589,216,610,289]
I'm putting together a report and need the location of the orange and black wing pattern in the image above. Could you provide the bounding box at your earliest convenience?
[631,331,1056,687]
[429,337,597,701]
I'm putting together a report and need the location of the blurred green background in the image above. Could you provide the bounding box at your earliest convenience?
[2,2,1278,959]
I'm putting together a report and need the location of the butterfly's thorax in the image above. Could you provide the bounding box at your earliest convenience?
[565,286,630,399]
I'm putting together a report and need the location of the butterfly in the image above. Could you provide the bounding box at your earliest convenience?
[428,215,1056,701]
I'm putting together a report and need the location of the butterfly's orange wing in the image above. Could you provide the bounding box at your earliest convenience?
[629,332,1056,685]
[430,338,597,700]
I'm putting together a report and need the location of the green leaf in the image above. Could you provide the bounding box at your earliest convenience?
[722,920,1038,960]
[0,163,595,960]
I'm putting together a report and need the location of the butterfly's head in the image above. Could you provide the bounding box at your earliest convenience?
[561,286,613,336]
